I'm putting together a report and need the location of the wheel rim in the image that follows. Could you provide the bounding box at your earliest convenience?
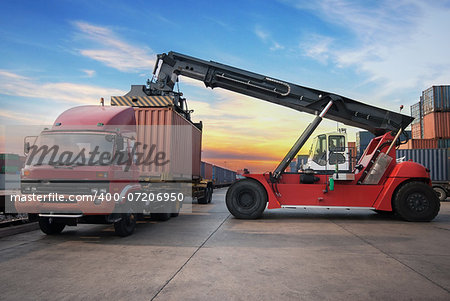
[434,188,445,200]
[407,192,430,213]
[237,190,256,209]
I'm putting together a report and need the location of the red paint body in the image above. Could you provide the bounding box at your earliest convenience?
[245,132,431,211]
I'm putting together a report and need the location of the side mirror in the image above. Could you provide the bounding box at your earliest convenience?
[115,136,124,151]
[24,136,37,155]
[24,142,30,155]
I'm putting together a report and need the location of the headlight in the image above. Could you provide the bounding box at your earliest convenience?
[90,188,98,194]
[31,187,37,192]
[99,188,107,194]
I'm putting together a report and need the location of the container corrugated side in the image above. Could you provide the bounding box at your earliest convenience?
[134,107,202,179]
[433,85,450,112]
[200,161,213,180]
[411,123,422,139]
[396,148,449,181]
[422,111,450,139]
[398,139,437,149]
[204,162,213,179]
[438,139,450,149]
[212,165,235,185]
[422,85,450,114]
[410,102,422,124]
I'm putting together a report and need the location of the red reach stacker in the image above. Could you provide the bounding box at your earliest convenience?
[147,52,440,221]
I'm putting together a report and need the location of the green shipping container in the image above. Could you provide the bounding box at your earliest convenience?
[0,165,19,174]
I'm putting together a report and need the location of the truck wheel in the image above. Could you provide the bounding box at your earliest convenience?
[197,188,211,204]
[170,200,181,217]
[39,217,65,235]
[226,179,267,219]
[114,213,136,237]
[433,186,447,201]
[150,212,171,221]
[393,182,440,222]
[207,187,213,203]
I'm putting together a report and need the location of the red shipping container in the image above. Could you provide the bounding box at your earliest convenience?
[134,107,202,179]
[423,112,450,139]
[204,162,213,180]
[398,139,437,149]
[411,123,422,139]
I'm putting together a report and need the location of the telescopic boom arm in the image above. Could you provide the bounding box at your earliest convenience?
[149,51,413,136]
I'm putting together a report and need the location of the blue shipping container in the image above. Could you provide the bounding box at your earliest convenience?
[422,85,450,115]
[200,161,205,179]
[438,139,450,149]
[396,149,449,182]
[212,165,236,185]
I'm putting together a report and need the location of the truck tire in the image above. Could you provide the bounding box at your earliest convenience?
[150,212,171,221]
[226,179,267,219]
[39,217,65,235]
[198,187,211,204]
[393,182,440,222]
[170,200,181,217]
[207,187,213,203]
[433,186,447,201]
[114,213,136,237]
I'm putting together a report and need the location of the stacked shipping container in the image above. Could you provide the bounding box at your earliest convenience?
[408,85,450,146]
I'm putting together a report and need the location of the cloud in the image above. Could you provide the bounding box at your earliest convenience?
[0,69,125,107]
[81,69,96,77]
[254,26,285,51]
[287,0,450,99]
[254,27,269,41]
[0,109,49,124]
[300,34,334,64]
[73,21,155,72]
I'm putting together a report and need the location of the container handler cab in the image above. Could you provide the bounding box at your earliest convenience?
[147,51,440,222]
[305,130,350,172]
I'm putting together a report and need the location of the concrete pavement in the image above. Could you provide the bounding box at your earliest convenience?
[0,188,449,300]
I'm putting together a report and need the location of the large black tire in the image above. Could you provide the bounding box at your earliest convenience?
[226,179,267,219]
[433,186,447,201]
[207,187,213,203]
[170,200,181,217]
[39,217,66,235]
[393,182,440,222]
[150,212,171,221]
[114,213,137,237]
[198,187,212,204]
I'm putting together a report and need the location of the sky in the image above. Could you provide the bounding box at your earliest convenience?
[0,0,449,173]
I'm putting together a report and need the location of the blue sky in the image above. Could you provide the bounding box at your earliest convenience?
[1,0,449,171]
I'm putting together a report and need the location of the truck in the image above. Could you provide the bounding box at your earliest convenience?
[147,51,440,222]
[16,92,214,236]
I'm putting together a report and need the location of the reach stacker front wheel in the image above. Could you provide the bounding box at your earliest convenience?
[394,182,440,222]
[226,179,267,219]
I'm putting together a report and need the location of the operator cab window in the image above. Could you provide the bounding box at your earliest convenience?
[329,135,345,152]
[312,135,327,166]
